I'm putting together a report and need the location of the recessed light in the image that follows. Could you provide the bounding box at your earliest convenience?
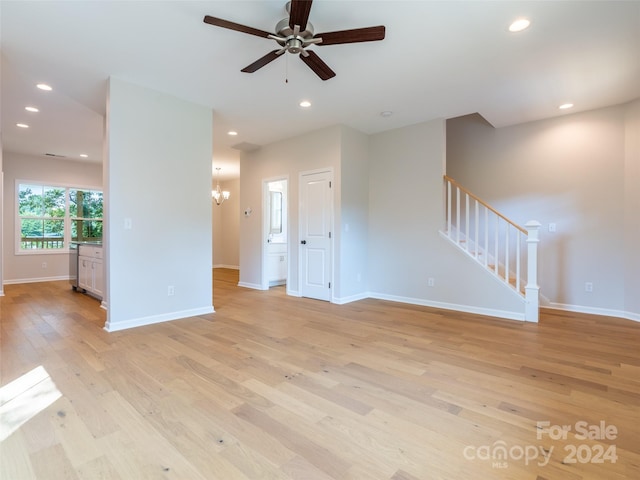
[80,154,89,158]
[509,18,531,32]
[559,103,574,110]
[380,111,393,117]
[25,106,39,113]
[36,83,53,91]
[16,123,29,128]
[228,131,238,136]
[299,100,311,108]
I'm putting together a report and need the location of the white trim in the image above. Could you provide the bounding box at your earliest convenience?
[333,292,370,305]
[104,306,214,332]
[213,264,239,270]
[261,176,290,291]
[545,303,640,323]
[237,281,264,290]
[286,287,300,297]
[3,275,70,285]
[368,291,526,321]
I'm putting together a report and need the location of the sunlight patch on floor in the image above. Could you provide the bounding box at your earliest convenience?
[0,365,62,441]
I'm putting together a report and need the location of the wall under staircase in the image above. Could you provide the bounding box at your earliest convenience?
[442,176,540,322]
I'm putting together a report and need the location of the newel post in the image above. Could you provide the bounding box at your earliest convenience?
[525,220,541,322]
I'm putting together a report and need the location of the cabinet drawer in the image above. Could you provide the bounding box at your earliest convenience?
[79,245,102,259]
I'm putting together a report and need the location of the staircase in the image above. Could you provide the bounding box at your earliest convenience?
[442,176,540,322]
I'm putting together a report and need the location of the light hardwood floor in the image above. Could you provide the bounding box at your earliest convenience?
[1,269,639,479]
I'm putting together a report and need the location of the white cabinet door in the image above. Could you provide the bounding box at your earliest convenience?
[92,259,104,297]
[78,257,92,291]
[77,246,103,299]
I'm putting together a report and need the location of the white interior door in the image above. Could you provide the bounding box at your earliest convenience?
[299,170,332,301]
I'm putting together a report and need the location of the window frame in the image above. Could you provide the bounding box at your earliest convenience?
[15,180,103,255]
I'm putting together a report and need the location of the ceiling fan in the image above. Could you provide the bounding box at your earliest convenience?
[203,0,385,80]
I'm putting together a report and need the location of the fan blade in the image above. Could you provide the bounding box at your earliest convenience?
[241,50,283,73]
[300,50,335,81]
[289,0,313,31]
[203,15,272,39]
[315,26,386,45]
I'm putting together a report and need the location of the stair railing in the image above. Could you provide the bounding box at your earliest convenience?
[443,176,540,322]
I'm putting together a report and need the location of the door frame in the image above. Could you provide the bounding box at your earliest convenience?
[298,167,334,302]
[261,175,290,291]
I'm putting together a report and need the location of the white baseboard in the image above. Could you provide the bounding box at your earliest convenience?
[368,291,526,321]
[237,281,263,290]
[333,292,370,305]
[546,303,640,323]
[104,306,215,332]
[3,275,70,285]
[213,264,239,270]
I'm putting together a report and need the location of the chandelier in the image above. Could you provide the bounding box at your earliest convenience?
[212,167,230,205]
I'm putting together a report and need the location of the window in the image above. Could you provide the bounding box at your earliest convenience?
[17,182,102,252]
[69,189,103,243]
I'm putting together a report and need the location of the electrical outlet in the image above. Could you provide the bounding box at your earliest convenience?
[168,285,175,296]
[428,277,435,287]
[585,282,593,292]
[42,262,47,269]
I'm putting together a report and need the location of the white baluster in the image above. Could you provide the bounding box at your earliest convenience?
[465,193,470,251]
[505,226,510,284]
[447,179,452,239]
[484,207,489,267]
[474,200,479,259]
[494,217,499,275]
[456,187,461,245]
[516,230,521,293]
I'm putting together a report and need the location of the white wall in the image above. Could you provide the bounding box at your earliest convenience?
[2,153,102,283]
[0,137,3,295]
[447,102,639,320]
[239,126,341,292]
[105,77,213,331]
[368,119,525,318]
[212,177,240,268]
[336,126,369,302]
[624,100,640,317]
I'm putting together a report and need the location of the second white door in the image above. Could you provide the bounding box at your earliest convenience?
[299,170,332,301]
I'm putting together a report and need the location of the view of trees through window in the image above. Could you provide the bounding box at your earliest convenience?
[18,183,103,250]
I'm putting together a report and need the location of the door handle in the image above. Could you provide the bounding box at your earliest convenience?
[300,240,307,245]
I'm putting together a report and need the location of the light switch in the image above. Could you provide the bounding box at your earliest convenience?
[124,218,132,230]
[548,223,556,232]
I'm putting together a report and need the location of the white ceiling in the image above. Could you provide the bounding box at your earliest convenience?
[2,1,639,181]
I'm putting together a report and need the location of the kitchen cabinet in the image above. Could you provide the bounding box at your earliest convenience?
[78,244,103,299]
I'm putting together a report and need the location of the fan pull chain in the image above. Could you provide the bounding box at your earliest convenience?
[285,53,289,83]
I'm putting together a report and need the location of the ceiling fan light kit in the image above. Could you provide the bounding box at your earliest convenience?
[203,0,385,80]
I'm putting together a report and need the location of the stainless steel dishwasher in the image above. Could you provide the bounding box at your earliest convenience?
[69,242,79,290]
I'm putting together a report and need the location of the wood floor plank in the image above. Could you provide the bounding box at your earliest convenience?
[1,271,639,479]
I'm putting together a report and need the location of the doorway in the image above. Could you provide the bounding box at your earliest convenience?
[262,178,288,290]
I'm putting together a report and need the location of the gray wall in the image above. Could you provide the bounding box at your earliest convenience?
[239,126,341,293]
[2,152,102,283]
[105,77,213,331]
[624,100,640,316]
[447,101,639,319]
[337,127,370,302]
[239,120,525,318]
[368,119,524,316]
